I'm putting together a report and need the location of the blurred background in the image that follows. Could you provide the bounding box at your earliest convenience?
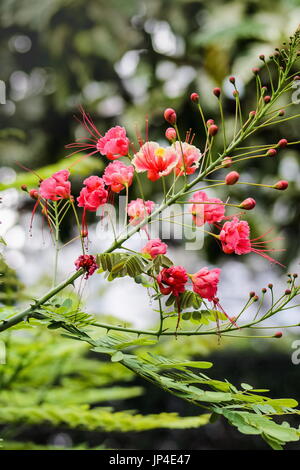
[0,0,300,450]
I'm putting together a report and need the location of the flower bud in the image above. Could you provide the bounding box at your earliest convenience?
[267,148,277,157]
[225,171,240,185]
[208,124,219,136]
[164,108,177,125]
[277,138,288,148]
[262,288,267,293]
[233,90,239,98]
[249,291,256,298]
[190,92,199,103]
[278,109,285,116]
[165,127,177,141]
[268,283,273,289]
[21,184,28,192]
[213,87,221,98]
[206,119,215,127]
[81,230,88,238]
[29,189,39,199]
[285,289,291,295]
[222,157,232,168]
[274,331,282,338]
[259,54,265,61]
[249,110,256,118]
[229,76,235,84]
[252,67,260,75]
[240,197,256,210]
[274,180,288,190]
[264,95,271,103]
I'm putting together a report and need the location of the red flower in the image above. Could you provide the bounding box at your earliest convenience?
[142,238,168,258]
[66,108,129,160]
[189,190,225,226]
[77,176,108,212]
[39,170,71,201]
[157,266,188,297]
[191,267,221,301]
[219,217,251,255]
[75,254,98,279]
[132,142,179,181]
[103,161,134,193]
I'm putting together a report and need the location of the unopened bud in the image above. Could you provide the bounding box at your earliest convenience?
[81,230,88,238]
[29,189,39,199]
[262,288,267,293]
[267,148,277,157]
[278,109,285,116]
[222,157,232,168]
[264,95,271,103]
[206,119,215,127]
[164,108,177,125]
[249,110,256,118]
[208,124,219,136]
[252,67,260,75]
[268,283,273,289]
[229,76,236,84]
[274,180,288,190]
[165,127,177,141]
[240,197,256,210]
[21,184,28,192]
[249,291,256,298]
[213,87,221,98]
[259,54,265,61]
[233,90,239,98]
[190,92,199,103]
[225,171,240,185]
[285,289,291,295]
[277,138,288,148]
[274,331,282,338]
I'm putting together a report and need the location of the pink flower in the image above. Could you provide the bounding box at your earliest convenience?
[191,267,221,301]
[66,108,129,160]
[77,176,108,212]
[39,170,71,201]
[219,216,283,265]
[142,238,168,258]
[172,142,201,176]
[189,191,225,226]
[96,126,130,160]
[132,142,179,181]
[219,217,251,255]
[127,198,155,226]
[157,266,188,297]
[103,161,134,193]
[75,254,98,279]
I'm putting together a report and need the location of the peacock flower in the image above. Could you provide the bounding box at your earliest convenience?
[132,142,179,182]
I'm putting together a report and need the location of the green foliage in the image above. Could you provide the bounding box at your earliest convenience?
[0,329,211,449]
[89,332,300,449]
[0,257,24,305]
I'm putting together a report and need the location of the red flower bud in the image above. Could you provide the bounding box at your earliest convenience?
[164,108,177,125]
[225,171,240,185]
[259,54,265,61]
[267,148,277,157]
[165,127,177,141]
[190,92,199,102]
[252,67,260,75]
[21,184,28,192]
[264,95,271,103]
[81,230,88,238]
[213,87,221,98]
[249,110,256,118]
[29,189,39,199]
[229,76,235,84]
[277,138,288,148]
[274,331,282,338]
[278,109,285,116]
[274,180,289,190]
[208,124,219,136]
[240,197,256,210]
[206,119,215,127]
[222,157,232,168]
[285,289,291,295]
